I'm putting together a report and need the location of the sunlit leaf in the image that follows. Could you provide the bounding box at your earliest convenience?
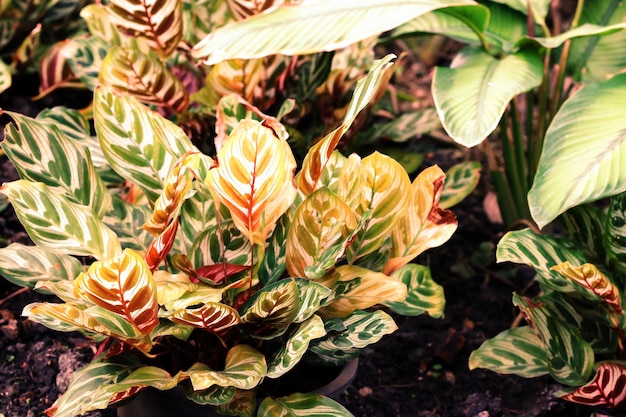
[0,58,11,93]
[258,392,355,417]
[241,279,299,334]
[168,302,242,333]
[440,161,481,209]
[383,264,445,318]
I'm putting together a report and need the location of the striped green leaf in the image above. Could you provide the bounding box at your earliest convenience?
[103,194,154,251]
[514,294,595,386]
[258,393,355,417]
[0,58,11,94]
[310,310,397,366]
[258,213,289,286]
[605,192,626,276]
[469,326,549,377]
[216,389,256,417]
[93,85,191,202]
[528,73,626,229]
[191,0,480,65]
[180,184,217,249]
[293,279,332,323]
[496,228,587,292]
[168,302,242,333]
[267,315,326,379]
[433,46,543,147]
[1,180,121,261]
[36,107,90,142]
[101,366,181,405]
[64,36,109,90]
[440,161,481,209]
[184,345,267,391]
[383,264,445,318]
[241,279,299,337]
[559,205,606,265]
[0,243,83,288]
[2,111,111,217]
[189,220,252,268]
[186,385,235,406]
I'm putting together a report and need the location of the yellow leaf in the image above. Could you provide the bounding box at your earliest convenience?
[205,120,297,245]
[384,165,457,275]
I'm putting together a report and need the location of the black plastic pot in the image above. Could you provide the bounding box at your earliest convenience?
[116,359,358,417]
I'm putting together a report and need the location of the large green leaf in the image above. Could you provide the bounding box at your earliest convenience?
[528,73,626,229]
[1,180,121,260]
[519,23,626,50]
[489,0,550,24]
[383,264,445,318]
[191,0,481,64]
[0,243,84,288]
[432,46,543,147]
[258,393,355,417]
[293,279,332,323]
[469,326,549,377]
[497,228,587,292]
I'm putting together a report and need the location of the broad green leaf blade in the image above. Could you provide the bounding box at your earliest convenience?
[0,58,11,93]
[1,180,121,260]
[440,161,481,209]
[559,205,606,264]
[292,279,332,323]
[469,326,548,377]
[520,23,626,49]
[102,366,181,405]
[0,243,83,288]
[528,73,626,229]
[560,361,626,408]
[2,111,111,217]
[186,385,236,406]
[383,264,445,318]
[189,221,252,268]
[63,36,109,90]
[310,310,397,366]
[241,279,299,335]
[36,107,90,142]
[514,294,595,386]
[490,0,550,24]
[93,85,193,202]
[184,345,267,391]
[432,46,543,147]
[104,194,154,251]
[191,0,480,65]
[258,214,289,286]
[496,228,587,292]
[266,315,326,379]
[75,249,160,334]
[258,393,355,417]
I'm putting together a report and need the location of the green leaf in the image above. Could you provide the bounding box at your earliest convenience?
[189,220,251,268]
[514,294,595,386]
[1,180,121,261]
[0,58,11,94]
[520,22,626,49]
[496,228,587,292]
[0,243,83,289]
[192,0,481,65]
[353,108,442,145]
[440,161,481,209]
[559,205,606,265]
[184,345,267,391]
[103,194,154,251]
[36,107,90,142]
[258,213,289,286]
[241,279,299,337]
[258,393,355,417]
[65,36,110,90]
[469,326,549,377]
[528,73,626,229]
[489,0,550,24]
[293,279,332,323]
[266,315,327,379]
[605,192,626,276]
[432,46,543,147]
[383,264,445,318]
[2,111,111,218]
[309,310,397,366]
[185,385,235,406]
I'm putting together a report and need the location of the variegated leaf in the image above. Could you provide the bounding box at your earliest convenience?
[168,302,242,333]
[469,326,549,377]
[346,152,412,262]
[107,0,183,57]
[266,315,326,378]
[384,165,457,274]
[104,194,154,251]
[149,320,193,341]
[560,361,626,409]
[184,344,267,391]
[551,262,623,315]
[74,249,159,334]
[37,40,82,98]
[49,354,140,417]
[226,0,284,20]
[319,265,407,318]
[560,204,606,264]
[605,192,626,276]
[297,55,396,195]
[383,264,445,318]
[514,294,594,386]
[258,392,355,417]
[216,388,257,417]
[36,107,90,142]
[99,46,189,113]
[293,279,332,323]
[0,180,121,260]
[103,366,181,406]
[497,228,588,292]
[35,280,88,307]
[186,385,236,406]
[440,161,481,209]
[241,278,299,335]
[2,111,111,217]
[153,270,199,307]
[180,183,218,246]
[205,120,297,245]
[143,218,179,271]
[189,220,252,268]
[215,94,288,153]
[286,187,358,279]
[0,243,83,288]
[64,35,109,90]
[258,213,289,285]
[310,310,397,365]
[0,58,11,94]
[93,85,192,202]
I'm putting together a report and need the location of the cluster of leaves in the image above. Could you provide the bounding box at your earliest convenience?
[0,56,459,417]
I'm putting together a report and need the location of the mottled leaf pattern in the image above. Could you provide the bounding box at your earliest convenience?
[383,264,445,318]
[266,315,326,378]
[440,161,481,209]
[0,180,121,260]
[205,120,297,245]
[258,392,355,417]
[561,361,626,408]
[184,345,266,391]
[103,366,181,406]
[293,279,332,323]
[286,187,358,279]
[469,326,549,377]
[107,0,183,57]
[168,302,242,333]
[99,46,189,112]
[189,220,252,268]
[74,249,159,334]
[241,279,299,332]
[384,165,457,274]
